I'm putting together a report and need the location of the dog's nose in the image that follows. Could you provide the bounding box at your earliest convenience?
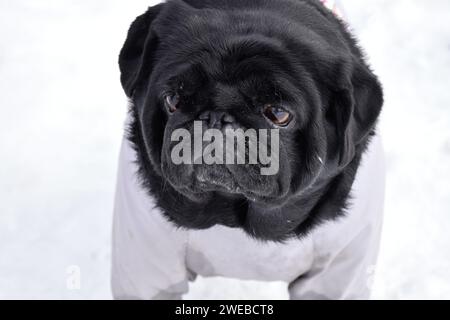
[199,111,235,129]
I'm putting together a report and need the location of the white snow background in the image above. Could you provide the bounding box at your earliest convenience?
[0,0,449,299]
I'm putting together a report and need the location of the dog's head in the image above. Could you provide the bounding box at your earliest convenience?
[119,0,383,209]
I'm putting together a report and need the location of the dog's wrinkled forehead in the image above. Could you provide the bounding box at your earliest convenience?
[153,36,312,122]
[153,6,301,82]
[158,35,292,84]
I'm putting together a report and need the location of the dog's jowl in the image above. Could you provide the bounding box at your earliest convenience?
[112,0,385,300]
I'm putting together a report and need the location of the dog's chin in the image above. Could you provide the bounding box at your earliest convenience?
[167,165,276,203]
[194,166,241,193]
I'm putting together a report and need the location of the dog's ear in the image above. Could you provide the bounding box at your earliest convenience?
[328,59,383,167]
[119,4,165,98]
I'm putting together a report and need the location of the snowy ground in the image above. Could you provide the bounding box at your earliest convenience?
[0,0,449,300]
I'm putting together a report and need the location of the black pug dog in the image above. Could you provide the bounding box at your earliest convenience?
[113,0,384,299]
[119,0,382,240]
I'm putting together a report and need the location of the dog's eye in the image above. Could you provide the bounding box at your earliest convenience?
[263,105,291,126]
[165,94,179,114]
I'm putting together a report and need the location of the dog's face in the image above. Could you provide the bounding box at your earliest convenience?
[119,0,382,211]
[153,32,320,205]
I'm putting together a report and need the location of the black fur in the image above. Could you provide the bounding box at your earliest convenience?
[119,0,383,242]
